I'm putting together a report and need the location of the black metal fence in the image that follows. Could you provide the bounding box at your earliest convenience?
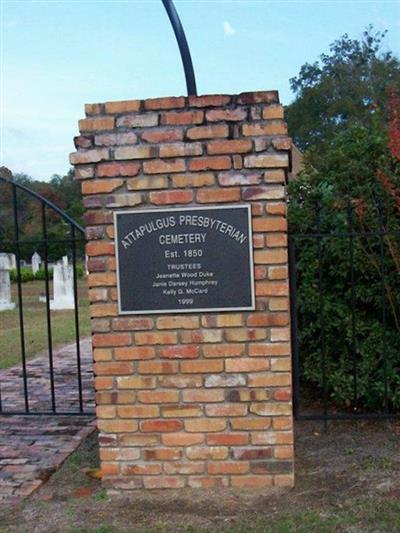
[0,176,93,415]
[289,199,400,426]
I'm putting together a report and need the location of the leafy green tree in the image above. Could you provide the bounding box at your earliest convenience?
[289,91,400,410]
[286,26,400,166]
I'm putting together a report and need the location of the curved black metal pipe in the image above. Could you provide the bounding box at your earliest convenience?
[161,0,197,96]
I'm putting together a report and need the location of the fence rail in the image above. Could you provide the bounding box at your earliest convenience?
[289,199,400,427]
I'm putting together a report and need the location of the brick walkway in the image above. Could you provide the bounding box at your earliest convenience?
[0,339,95,503]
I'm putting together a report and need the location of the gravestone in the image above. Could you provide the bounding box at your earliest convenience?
[71,91,294,492]
[0,254,15,311]
[8,253,16,270]
[50,262,75,310]
[31,252,41,275]
[0,253,14,271]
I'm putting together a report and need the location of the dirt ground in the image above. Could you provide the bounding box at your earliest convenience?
[0,420,399,532]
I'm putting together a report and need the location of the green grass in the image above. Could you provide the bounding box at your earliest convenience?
[0,279,90,369]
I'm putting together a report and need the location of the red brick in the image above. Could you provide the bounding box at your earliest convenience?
[114,347,155,360]
[118,405,160,418]
[208,434,249,446]
[149,190,193,205]
[79,117,114,132]
[161,405,202,418]
[208,462,249,474]
[69,148,109,165]
[187,124,229,140]
[183,389,224,402]
[242,186,284,201]
[255,281,288,297]
[207,139,252,154]
[138,390,179,403]
[273,138,292,151]
[231,476,273,488]
[162,433,204,446]
[180,360,223,373]
[252,218,287,232]
[145,96,185,110]
[114,145,157,160]
[86,241,114,256]
[143,448,181,461]
[206,108,247,121]
[171,173,215,188]
[95,132,137,146]
[105,100,141,114]
[266,234,288,248]
[92,333,131,347]
[82,179,123,195]
[189,156,231,172]
[225,358,269,372]
[90,303,117,317]
[112,317,154,331]
[163,462,205,475]
[88,272,116,287]
[140,419,182,432]
[188,94,231,107]
[116,113,158,128]
[162,110,203,125]
[247,313,288,327]
[185,419,226,432]
[157,316,199,329]
[159,345,199,359]
[144,159,185,174]
[123,463,162,475]
[160,142,202,158]
[244,153,289,169]
[218,171,262,186]
[205,404,248,417]
[138,361,178,374]
[254,250,287,264]
[202,344,245,358]
[238,91,278,104]
[135,332,178,345]
[242,121,287,136]
[142,128,183,143]
[117,376,156,389]
[143,476,185,489]
[196,188,240,203]
[85,102,103,115]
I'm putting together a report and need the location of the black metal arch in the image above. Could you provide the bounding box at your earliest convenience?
[0,176,85,234]
[161,0,197,96]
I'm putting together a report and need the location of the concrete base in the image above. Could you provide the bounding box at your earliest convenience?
[50,298,75,310]
[0,302,16,311]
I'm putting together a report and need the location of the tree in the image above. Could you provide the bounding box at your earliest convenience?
[286,26,400,165]
[288,81,400,410]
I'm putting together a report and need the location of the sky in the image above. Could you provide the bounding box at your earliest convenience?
[1,0,400,181]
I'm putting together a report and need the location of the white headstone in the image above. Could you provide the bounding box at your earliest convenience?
[0,268,15,311]
[0,253,12,271]
[8,254,16,270]
[62,255,68,266]
[31,252,41,275]
[50,263,75,310]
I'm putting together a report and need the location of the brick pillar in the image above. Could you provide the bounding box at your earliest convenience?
[71,92,294,492]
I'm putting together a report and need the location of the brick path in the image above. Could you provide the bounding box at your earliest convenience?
[0,339,95,503]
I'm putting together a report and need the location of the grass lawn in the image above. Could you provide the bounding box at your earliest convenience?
[0,421,399,532]
[0,279,90,369]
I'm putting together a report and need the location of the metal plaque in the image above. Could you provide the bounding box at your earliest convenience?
[114,205,255,314]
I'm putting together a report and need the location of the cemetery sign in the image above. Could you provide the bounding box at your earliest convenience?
[114,205,255,314]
